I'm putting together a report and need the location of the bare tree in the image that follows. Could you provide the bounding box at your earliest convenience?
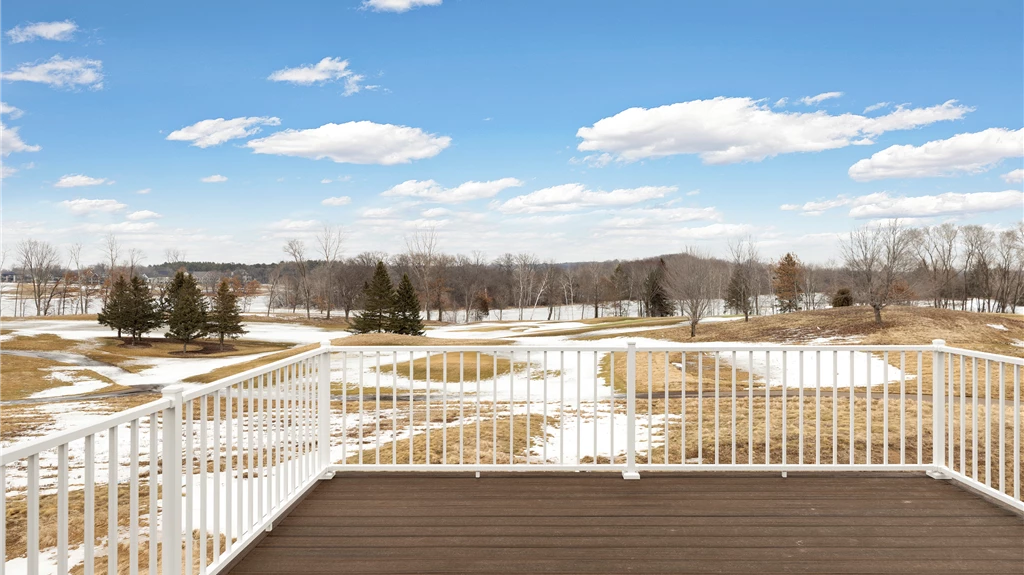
[667,248,717,337]
[914,223,959,309]
[840,220,915,325]
[102,234,121,305]
[405,229,440,321]
[17,239,62,316]
[284,239,312,318]
[316,224,344,319]
[164,248,186,267]
[727,238,759,321]
[127,248,145,278]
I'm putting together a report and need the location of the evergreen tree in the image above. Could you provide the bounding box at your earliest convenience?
[209,278,247,349]
[391,273,425,336]
[772,253,803,313]
[351,261,395,334]
[98,275,131,338]
[831,288,854,308]
[125,276,163,345]
[160,269,188,318]
[643,259,676,317]
[165,272,209,353]
[725,266,752,320]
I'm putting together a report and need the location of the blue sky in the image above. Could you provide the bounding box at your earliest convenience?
[2,0,1022,264]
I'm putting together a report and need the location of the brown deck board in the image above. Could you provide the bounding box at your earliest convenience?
[229,472,1024,574]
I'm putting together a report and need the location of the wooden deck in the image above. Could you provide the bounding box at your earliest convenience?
[230,472,1024,574]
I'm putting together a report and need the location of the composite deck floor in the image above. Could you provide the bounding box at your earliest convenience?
[230,472,1024,574]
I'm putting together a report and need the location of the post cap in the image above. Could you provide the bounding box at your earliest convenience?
[932,339,946,347]
[320,339,333,348]
[162,384,186,399]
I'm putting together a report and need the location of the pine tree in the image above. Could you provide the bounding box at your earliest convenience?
[726,266,752,320]
[831,288,854,307]
[351,261,395,334]
[391,273,425,336]
[644,259,676,317]
[165,272,209,353]
[772,253,803,313]
[161,269,188,318]
[209,278,247,349]
[125,276,163,345]
[98,275,131,338]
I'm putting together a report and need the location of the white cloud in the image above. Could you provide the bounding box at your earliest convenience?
[59,198,127,214]
[382,177,523,203]
[269,218,318,231]
[201,174,228,183]
[268,57,373,96]
[2,55,103,89]
[321,179,332,184]
[848,128,1024,181]
[79,221,159,233]
[135,188,152,194]
[1,165,17,178]
[322,196,352,206]
[6,20,77,43]
[496,184,675,214]
[362,0,442,12]
[1,102,24,119]
[800,91,843,105]
[246,121,451,165]
[783,190,1023,219]
[1001,169,1023,184]
[863,102,890,113]
[1,122,41,155]
[605,206,722,228]
[361,207,395,218]
[848,190,1024,219]
[576,97,971,164]
[166,116,281,148]
[421,207,451,218]
[55,174,106,188]
[773,97,788,108]
[686,189,700,196]
[126,210,162,221]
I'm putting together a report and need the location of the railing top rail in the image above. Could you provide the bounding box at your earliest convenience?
[939,346,1024,366]
[329,345,627,353]
[179,345,328,402]
[1,397,172,466]
[330,343,939,353]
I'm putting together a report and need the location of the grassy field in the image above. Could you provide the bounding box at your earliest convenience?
[0,354,126,401]
[514,317,685,339]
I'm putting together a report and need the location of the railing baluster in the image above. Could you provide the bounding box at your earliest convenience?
[494,352,499,466]
[697,352,703,464]
[410,352,416,465]
[985,359,991,487]
[443,351,449,464]
[359,353,365,465]
[832,351,837,466]
[917,351,923,465]
[59,442,70,575]
[213,392,221,563]
[200,396,208,573]
[999,361,1005,495]
[849,351,854,466]
[27,453,39,575]
[973,357,978,481]
[765,351,770,465]
[748,351,754,466]
[865,352,871,465]
[394,352,400,465]
[108,426,118,575]
[149,417,158,573]
[1,466,6,575]
[375,352,381,465]
[85,433,95,575]
[1014,364,1020,501]
[478,352,483,466]
[959,355,965,476]
[225,385,234,548]
[341,352,348,464]
[461,352,467,465]
[883,351,889,465]
[814,351,820,465]
[714,353,720,465]
[185,401,194,575]
[900,352,906,465]
[782,351,787,467]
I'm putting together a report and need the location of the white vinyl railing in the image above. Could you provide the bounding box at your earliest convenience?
[3,339,1021,575]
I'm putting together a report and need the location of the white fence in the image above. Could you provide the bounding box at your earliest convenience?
[2,340,1021,575]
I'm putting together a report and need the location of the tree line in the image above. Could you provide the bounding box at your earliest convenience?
[6,222,1023,334]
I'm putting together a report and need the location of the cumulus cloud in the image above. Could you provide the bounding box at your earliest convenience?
[1,123,41,155]
[6,20,77,43]
[496,184,675,214]
[1,102,24,119]
[782,190,1023,218]
[126,210,161,221]
[362,0,442,12]
[576,97,971,164]
[800,91,843,105]
[848,128,1024,181]
[268,57,372,96]
[246,121,451,165]
[166,116,281,148]
[1002,169,1024,184]
[59,198,126,214]
[201,174,228,183]
[848,190,1024,219]
[2,55,103,89]
[382,177,522,203]
[322,196,352,206]
[55,174,106,187]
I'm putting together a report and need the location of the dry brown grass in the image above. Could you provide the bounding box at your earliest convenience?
[344,413,547,465]
[517,317,684,338]
[183,344,318,384]
[1,314,99,322]
[639,306,1024,356]
[334,333,514,347]
[243,314,353,330]
[0,354,126,401]
[1,333,80,352]
[376,352,515,383]
[0,405,55,442]
[67,531,229,575]
[95,337,292,359]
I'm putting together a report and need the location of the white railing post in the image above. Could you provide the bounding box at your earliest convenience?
[161,385,185,575]
[927,340,949,479]
[622,342,640,480]
[318,341,334,479]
